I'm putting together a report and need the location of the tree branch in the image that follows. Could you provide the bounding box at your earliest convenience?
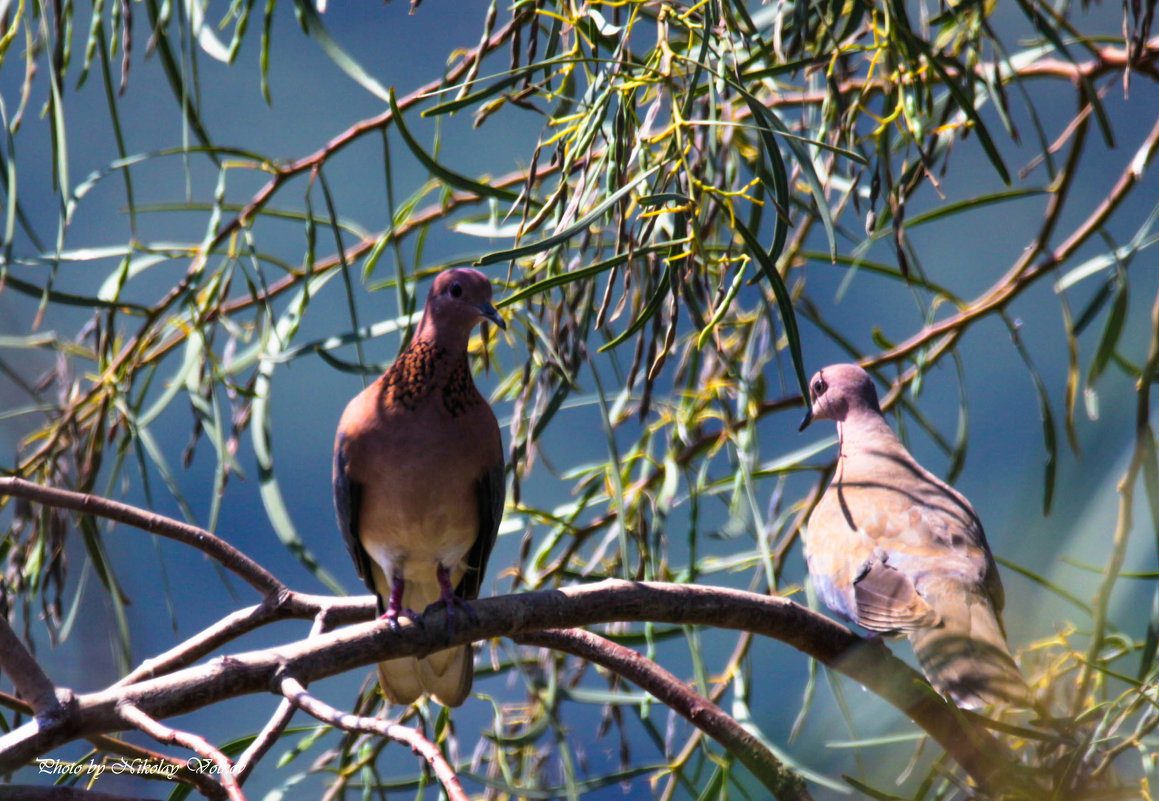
[0,616,66,716]
[0,478,285,599]
[867,109,1159,373]
[0,581,1013,792]
[112,593,368,687]
[117,704,241,801]
[234,611,332,785]
[82,735,227,800]
[0,788,162,801]
[278,675,467,801]
[515,628,814,801]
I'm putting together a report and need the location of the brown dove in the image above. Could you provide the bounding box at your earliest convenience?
[799,363,1028,709]
[333,268,505,707]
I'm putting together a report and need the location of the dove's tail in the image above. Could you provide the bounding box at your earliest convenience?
[374,573,474,709]
[908,581,1029,710]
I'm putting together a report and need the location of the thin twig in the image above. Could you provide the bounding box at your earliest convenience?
[516,628,814,801]
[0,477,285,599]
[1076,284,1159,705]
[0,788,162,800]
[278,675,468,801]
[117,704,242,801]
[84,734,226,799]
[869,111,1159,374]
[114,594,371,687]
[234,610,333,784]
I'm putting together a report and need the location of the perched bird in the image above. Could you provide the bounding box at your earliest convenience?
[799,363,1028,709]
[333,268,506,707]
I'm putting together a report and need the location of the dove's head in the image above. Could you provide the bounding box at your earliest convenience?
[419,268,506,345]
[798,363,881,431]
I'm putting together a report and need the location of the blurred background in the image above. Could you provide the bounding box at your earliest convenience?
[1,1,1158,798]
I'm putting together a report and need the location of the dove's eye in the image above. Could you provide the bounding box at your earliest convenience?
[449,282,463,298]
[812,377,828,397]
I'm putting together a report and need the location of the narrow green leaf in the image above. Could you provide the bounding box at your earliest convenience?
[422,55,574,117]
[261,0,275,104]
[737,89,792,265]
[996,556,1090,614]
[734,217,809,402]
[679,7,713,121]
[389,88,523,205]
[1138,588,1159,681]
[597,262,671,353]
[637,193,693,207]
[499,242,676,308]
[826,733,925,748]
[754,435,839,477]
[733,78,836,257]
[1140,425,1159,678]
[842,775,909,801]
[697,261,748,350]
[141,0,216,150]
[1009,0,1114,147]
[886,188,1044,233]
[295,3,390,101]
[1007,317,1057,514]
[251,270,346,594]
[185,0,231,62]
[476,164,659,266]
[1088,272,1128,386]
[1056,234,1159,292]
[906,38,1011,185]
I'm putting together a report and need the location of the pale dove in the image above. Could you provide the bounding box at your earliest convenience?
[800,363,1028,708]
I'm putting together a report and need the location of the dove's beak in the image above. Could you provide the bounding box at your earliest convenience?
[479,303,506,330]
[798,406,814,432]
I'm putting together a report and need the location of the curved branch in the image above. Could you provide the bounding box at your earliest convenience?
[83,735,226,800]
[867,109,1159,372]
[279,675,467,801]
[0,580,1013,792]
[117,704,241,801]
[234,610,331,785]
[0,478,286,598]
[515,628,814,801]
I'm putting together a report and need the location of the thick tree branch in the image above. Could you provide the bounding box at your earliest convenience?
[515,628,814,801]
[0,616,66,716]
[0,581,1013,792]
[279,675,467,801]
[0,693,213,795]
